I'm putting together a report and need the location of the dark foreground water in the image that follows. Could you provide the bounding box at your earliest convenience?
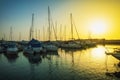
[0,45,120,80]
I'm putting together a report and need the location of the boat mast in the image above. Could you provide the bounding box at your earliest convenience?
[55,21,57,40]
[19,32,21,41]
[70,13,73,40]
[29,13,34,40]
[52,20,57,41]
[35,29,37,39]
[88,31,92,40]
[39,29,40,41]
[60,24,62,40]
[48,6,51,41]
[9,27,13,41]
[43,26,45,41]
[3,33,6,41]
[64,25,66,41]
[73,18,80,40]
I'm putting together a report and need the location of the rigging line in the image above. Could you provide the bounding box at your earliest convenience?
[51,18,57,41]
[73,18,80,40]
[49,6,57,41]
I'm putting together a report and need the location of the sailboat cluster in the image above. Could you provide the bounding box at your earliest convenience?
[0,6,97,55]
[0,39,96,54]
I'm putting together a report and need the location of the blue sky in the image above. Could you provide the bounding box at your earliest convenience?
[0,0,70,40]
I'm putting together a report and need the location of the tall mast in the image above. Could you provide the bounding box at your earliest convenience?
[36,29,37,39]
[70,13,73,40]
[32,13,34,39]
[60,24,62,40]
[48,6,51,41]
[88,31,92,40]
[9,27,12,41]
[43,26,44,41]
[55,21,57,40]
[29,27,31,40]
[52,21,57,41]
[3,33,6,40]
[39,29,40,41]
[73,18,80,40]
[19,32,21,41]
[64,25,66,41]
[31,13,34,38]
[29,13,34,40]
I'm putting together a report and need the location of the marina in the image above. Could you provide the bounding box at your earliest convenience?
[0,0,120,80]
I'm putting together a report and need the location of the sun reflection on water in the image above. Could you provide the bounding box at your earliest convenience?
[91,46,106,60]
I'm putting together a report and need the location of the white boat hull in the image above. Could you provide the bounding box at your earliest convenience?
[23,47,34,54]
[61,43,82,49]
[33,47,43,53]
[7,48,18,54]
[44,45,58,52]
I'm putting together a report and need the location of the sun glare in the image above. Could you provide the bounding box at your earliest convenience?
[90,20,107,34]
[91,46,106,59]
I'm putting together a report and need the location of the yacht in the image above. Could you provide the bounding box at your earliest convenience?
[6,43,18,54]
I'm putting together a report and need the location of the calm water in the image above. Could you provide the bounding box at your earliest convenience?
[0,45,120,80]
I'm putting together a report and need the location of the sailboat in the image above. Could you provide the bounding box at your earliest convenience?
[6,42,18,54]
[23,45,34,54]
[112,53,120,60]
[43,6,58,52]
[6,27,18,54]
[111,48,120,60]
[105,47,120,60]
[0,43,4,53]
[23,13,43,54]
[60,13,83,49]
[28,38,43,53]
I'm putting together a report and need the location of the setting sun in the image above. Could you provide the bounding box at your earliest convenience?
[90,20,107,34]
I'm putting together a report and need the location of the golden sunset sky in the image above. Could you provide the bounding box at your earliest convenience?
[0,0,120,41]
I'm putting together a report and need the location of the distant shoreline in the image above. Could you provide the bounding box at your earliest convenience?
[87,39,120,45]
[1,39,120,45]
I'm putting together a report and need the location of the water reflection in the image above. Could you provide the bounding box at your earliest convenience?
[60,45,120,80]
[23,53,42,64]
[104,45,120,79]
[0,45,120,80]
[90,46,106,59]
[4,53,19,63]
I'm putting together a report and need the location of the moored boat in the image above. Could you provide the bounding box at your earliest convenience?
[28,39,43,53]
[0,46,4,53]
[60,41,82,49]
[112,53,120,60]
[6,43,18,54]
[23,45,34,54]
[43,44,58,52]
[105,47,120,60]
[43,41,58,52]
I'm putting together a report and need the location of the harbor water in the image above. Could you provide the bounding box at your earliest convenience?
[0,45,120,80]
